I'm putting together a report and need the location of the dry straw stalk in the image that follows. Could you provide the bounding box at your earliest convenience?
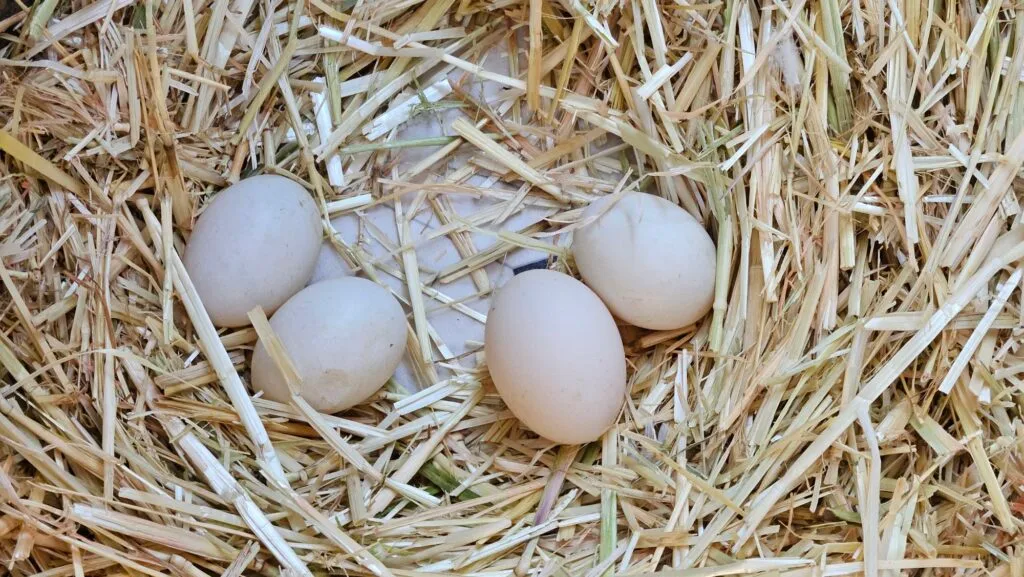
[2,0,1024,576]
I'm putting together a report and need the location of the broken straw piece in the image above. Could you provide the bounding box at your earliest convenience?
[363,78,453,141]
[312,77,344,188]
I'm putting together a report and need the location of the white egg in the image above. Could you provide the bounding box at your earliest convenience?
[183,175,321,327]
[573,192,717,330]
[251,277,406,413]
[308,240,353,285]
[485,270,627,444]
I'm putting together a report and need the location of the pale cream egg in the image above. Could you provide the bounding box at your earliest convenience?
[183,175,322,327]
[251,277,407,413]
[573,192,717,330]
[485,270,627,444]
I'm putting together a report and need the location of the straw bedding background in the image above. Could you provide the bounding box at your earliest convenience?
[1,0,1024,575]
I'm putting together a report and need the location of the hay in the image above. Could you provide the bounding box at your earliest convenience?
[1,0,1024,576]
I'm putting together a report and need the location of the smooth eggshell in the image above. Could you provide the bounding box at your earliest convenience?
[251,277,407,413]
[184,175,321,327]
[308,241,353,285]
[485,270,627,444]
[573,192,716,330]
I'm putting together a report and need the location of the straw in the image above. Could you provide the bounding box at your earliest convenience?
[4,1,1024,576]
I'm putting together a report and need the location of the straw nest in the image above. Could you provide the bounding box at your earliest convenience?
[2,0,1024,575]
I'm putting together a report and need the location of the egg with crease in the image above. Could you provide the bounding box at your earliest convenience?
[573,192,717,331]
[251,277,407,413]
[184,175,322,327]
[485,270,627,444]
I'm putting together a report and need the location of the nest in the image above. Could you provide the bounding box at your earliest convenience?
[2,0,1024,576]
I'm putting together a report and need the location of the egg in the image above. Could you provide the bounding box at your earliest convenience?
[184,175,322,327]
[572,192,717,331]
[251,277,406,413]
[308,240,353,285]
[485,270,627,444]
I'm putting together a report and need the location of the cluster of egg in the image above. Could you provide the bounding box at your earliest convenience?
[184,175,406,413]
[485,192,717,443]
[185,175,717,444]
